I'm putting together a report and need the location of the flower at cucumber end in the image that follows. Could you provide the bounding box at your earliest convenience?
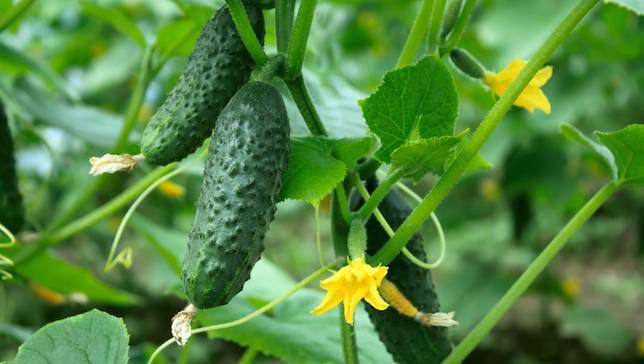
[483,59,552,114]
[311,257,389,325]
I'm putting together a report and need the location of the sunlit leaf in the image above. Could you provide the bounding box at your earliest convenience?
[604,0,644,15]
[595,124,644,185]
[391,134,464,182]
[360,56,458,162]
[81,1,146,47]
[14,310,129,364]
[281,136,375,203]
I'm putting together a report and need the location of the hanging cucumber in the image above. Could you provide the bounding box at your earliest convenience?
[181,81,290,308]
[0,102,24,233]
[140,2,265,166]
[351,180,451,364]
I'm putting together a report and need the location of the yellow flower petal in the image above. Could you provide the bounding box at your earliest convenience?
[483,58,552,113]
[311,258,389,325]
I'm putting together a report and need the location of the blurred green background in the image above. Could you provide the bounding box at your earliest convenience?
[0,0,642,363]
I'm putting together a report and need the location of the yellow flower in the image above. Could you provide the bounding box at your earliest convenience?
[562,277,580,299]
[311,258,389,324]
[484,59,552,114]
[158,181,185,198]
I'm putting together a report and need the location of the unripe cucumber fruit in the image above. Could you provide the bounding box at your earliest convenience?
[0,102,24,232]
[351,181,451,364]
[182,82,290,309]
[140,3,265,166]
[449,48,485,79]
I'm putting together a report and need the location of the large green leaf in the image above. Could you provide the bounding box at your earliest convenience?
[560,123,617,178]
[605,0,644,15]
[14,252,140,305]
[155,18,201,60]
[360,56,458,162]
[81,1,146,47]
[0,78,131,148]
[0,40,76,101]
[14,309,129,364]
[196,260,392,364]
[561,305,632,355]
[595,124,644,185]
[129,214,188,277]
[281,136,375,203]
[391,134,464,182]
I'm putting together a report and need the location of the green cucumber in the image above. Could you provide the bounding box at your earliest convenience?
[0,102,24,233]
[352,180,451,364]
[181,81,290,308]
[140,3,265,166]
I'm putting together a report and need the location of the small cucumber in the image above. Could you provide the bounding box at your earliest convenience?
[181,81,290,309]
[0,102,24,232]
[352,180,451,364]
[141,3,265,166]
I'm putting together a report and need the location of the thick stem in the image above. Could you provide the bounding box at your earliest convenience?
[14,164,178,266]
[439,0,476,56]
[0,0,35,32]
[285,0,317,79]
[226,0,267,66]
[371,0,600,266]
[239,347,258,364]
[356,169,404,221]
[427,0,447,55]
[340,306,360,364]
[284,75,327,136]
[275,0,296,53]
[252,54,285,82]
[396,0,434,68]
[335,182,352,224]
[444,181,617,363]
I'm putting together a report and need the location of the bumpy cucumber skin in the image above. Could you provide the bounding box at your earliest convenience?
[352,182,451,364]
[0,103,24,232]
[140,4,265,166]
[182,82,289,309]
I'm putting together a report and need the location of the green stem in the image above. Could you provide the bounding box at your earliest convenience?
[0,0,35,32]
[275,0,296,53]
[427,0,447,55]
[371,0,600,266]
[226,0,267,66]
[284,75,327,136]
[356,169,404,221]
[252,54,285,82]
[335,182,352,224]
[444,181,617,363]
[113,45,154,152]
[440,0,476,56]
[239,347,258,364]
[396,0,434,68]
[14,164,177,266]
[285,0,317,79]
[47,45,157,232]
[340,306,360,364]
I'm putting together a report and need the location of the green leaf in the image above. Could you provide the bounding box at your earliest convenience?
[604,0,644,15]
[14,252,140,305]
[81,1,146,47]
[196,261,392,364]
[391,134,464,182]
[281,136,375,203]
[129,214,188,277]
[595,124,644,185]
[0,78,131,148]
[14,309,129,364]
[0,40,76,101]
[360,56,458,162]
[561,305,632,355]
[156,18,201,60]
[560,123,617,178]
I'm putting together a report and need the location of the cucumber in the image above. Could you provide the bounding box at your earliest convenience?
[181,81,290,308]
[0,102,24,232]
[351,180,451,364]
[140,3,265,166]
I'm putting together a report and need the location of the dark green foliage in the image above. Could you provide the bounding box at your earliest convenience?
[0,102,24,233]
[352,181,451,364]
[140,3,265,166]
[182,82,290,309]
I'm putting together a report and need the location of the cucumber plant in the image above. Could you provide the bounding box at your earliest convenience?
[2,0,643,364]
